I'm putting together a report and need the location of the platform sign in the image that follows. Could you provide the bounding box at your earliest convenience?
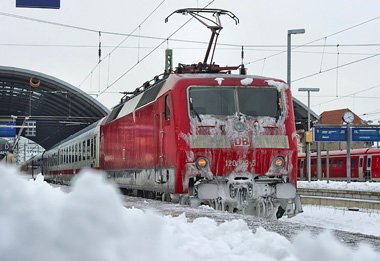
[16,0,60,9]
[352,128,380,142]
[0,123,16,138]
[314,127,347,142]
[0,143,14,155]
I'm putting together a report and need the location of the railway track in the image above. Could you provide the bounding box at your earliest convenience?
[53,183,380,250]
[297,188,380,210]
[120,194,380,251]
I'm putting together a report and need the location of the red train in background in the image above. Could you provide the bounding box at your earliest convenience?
[27,9,303,219]
[297,148,380,181]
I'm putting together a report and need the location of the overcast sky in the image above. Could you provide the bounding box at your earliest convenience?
[1,0,379,123]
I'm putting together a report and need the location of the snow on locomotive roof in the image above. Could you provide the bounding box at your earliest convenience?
[113,73,286,123]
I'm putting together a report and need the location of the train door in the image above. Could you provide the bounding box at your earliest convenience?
[299,159,304,179]
[358,155,364,180]
[365,155,372,181]
[155,93,172,184]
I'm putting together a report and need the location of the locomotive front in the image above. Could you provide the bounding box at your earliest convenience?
[175,75,303,219]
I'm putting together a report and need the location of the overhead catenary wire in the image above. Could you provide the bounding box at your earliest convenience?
[309,83,380,108]
[2,42,380,53]
[245,15,380,65]
[2,11,380,50]
[292,52,380,83]
[1,8,379,97]
[96,0,216,98]
[77,0,166,88]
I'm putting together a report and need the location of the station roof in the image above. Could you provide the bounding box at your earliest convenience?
[0,66,110,150]
[293,96,319,129]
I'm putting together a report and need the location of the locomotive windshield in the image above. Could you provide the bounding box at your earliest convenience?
[189,86,281,119]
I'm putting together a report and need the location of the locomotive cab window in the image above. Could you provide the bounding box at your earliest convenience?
[165,94,170,121]
[188,86,281,119]
[237,88,280,118]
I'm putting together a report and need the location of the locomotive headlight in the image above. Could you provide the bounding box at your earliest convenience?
[196,157,209,169]
[272,156,285,169]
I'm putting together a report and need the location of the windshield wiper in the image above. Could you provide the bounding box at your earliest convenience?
[190,100,202,122]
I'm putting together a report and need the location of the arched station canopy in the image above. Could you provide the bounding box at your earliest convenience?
[0,66,110,150]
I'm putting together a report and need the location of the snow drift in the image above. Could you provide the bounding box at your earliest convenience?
[0,164,378,261]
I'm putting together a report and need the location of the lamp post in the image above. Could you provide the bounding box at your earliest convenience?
[298,87,320,182]
[287,29,305,88]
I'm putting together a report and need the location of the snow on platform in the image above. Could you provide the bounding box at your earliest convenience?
[1,164,379,260]
[298,180,380,192]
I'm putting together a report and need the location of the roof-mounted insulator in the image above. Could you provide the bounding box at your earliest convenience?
[154,75,160,83]
[143,81,150,89]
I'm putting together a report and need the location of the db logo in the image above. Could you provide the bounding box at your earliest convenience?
[234,137,250,147]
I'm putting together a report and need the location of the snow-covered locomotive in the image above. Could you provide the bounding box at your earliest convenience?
[40,8,303,219]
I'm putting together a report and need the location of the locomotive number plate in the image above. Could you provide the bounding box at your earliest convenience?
[225,159,256,167]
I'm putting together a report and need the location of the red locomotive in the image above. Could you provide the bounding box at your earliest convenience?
[298,148,380,181]
[38,9,303,219]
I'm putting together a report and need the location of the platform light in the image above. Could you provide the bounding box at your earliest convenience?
[298,87,320,183]
[287,28,305,89]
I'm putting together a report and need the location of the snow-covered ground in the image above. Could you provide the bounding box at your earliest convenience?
[1,164,379,261]
[298,180,380,192]
[281,205,380,237]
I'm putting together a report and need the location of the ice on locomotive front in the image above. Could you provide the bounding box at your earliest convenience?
[183,79,303,219]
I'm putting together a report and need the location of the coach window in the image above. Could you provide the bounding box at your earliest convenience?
[79,143,81,162]
[91,138,94,159]
[75,143,78,162]
[351,158,356,168]
[359,158,363,167]
[82,141,86,161]
[94,135,97,159]
[338,159,343,168]
[322,159,326,167]
[165,94,170,120]
[86,139,90,160]
[76,144,79,162]
[332,159,337,168]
